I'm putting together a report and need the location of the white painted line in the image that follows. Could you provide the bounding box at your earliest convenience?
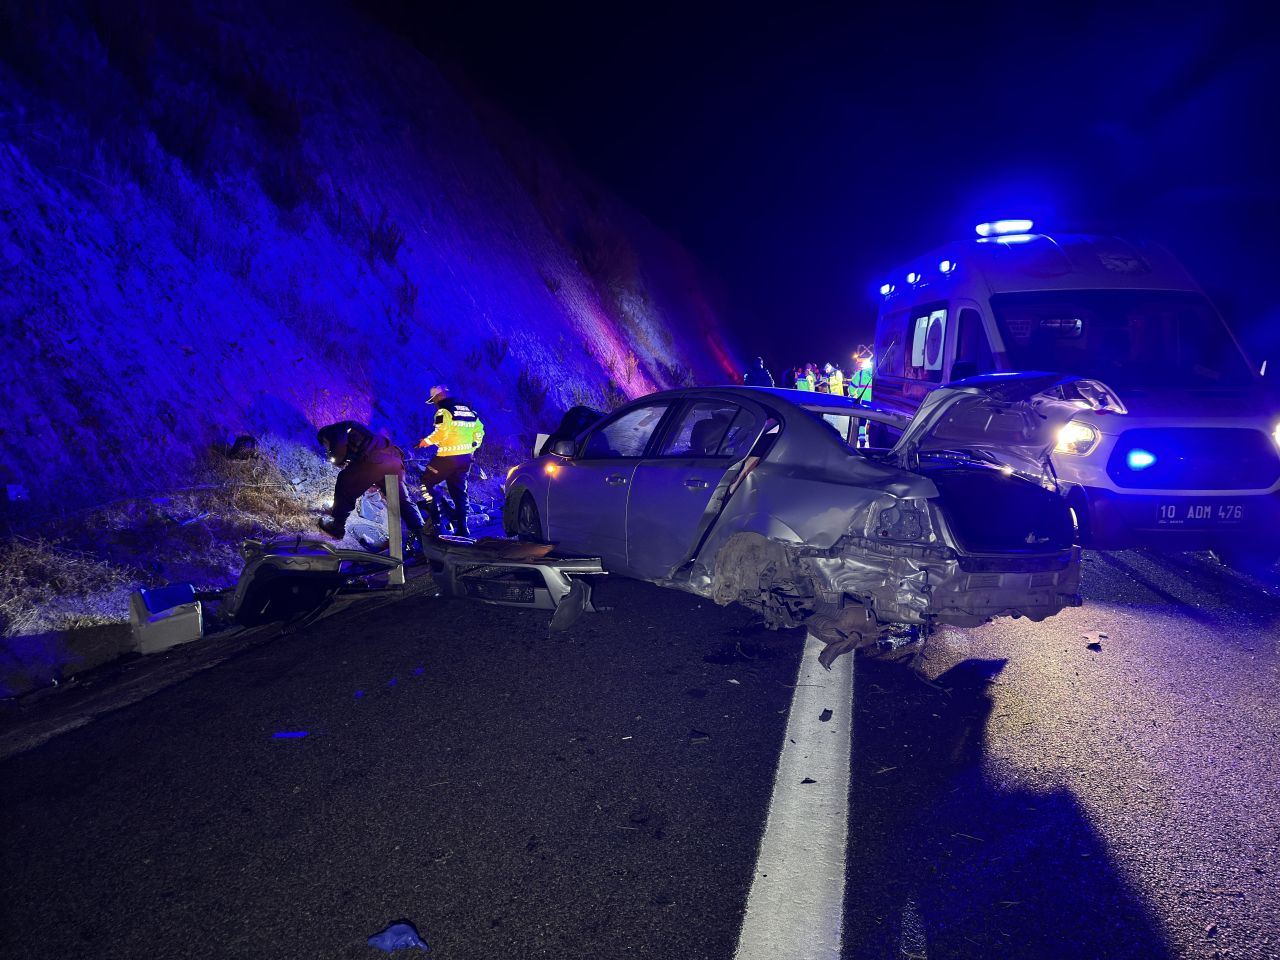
[734,632,854,960]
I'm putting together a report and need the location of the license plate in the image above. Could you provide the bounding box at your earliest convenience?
[1156,502,1245,526]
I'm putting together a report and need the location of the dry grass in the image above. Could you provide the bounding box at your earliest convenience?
[0,436,335,641]
[0,538,135,638]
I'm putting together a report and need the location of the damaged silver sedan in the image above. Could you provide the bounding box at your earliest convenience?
[504,373,1097,663]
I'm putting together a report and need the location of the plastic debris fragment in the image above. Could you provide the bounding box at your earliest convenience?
[367,921,429,952]
[819,708,833,722]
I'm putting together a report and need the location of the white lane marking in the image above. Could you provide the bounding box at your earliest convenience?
[734,632,854,960]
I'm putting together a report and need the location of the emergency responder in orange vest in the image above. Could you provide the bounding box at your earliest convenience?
[417,385,485,537]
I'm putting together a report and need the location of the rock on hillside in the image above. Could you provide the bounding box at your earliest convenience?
[0,0,739,518]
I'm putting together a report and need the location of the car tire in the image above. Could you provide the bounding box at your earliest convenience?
[1211,544,1279,576]
[514,492,544,542]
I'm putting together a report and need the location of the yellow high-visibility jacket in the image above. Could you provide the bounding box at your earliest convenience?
[419,400,485,456]
[828,370,845,396]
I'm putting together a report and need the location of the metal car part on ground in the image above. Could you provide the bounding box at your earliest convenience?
[504,380,1088,664]
[418,536,605,631]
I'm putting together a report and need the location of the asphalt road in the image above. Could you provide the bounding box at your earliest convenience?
[2,552,1278,959]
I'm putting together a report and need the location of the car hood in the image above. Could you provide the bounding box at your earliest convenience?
[890,371,1120,473]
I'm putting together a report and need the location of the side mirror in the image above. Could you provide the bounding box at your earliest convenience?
[551,439,577,458]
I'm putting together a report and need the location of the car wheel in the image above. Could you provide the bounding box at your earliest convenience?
[1211,544,1279,576]
[515,493,544,542]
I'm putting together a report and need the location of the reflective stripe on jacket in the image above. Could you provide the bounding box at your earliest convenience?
[422,401,485,456]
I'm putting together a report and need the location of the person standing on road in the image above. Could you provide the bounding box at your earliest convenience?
[827,362,846,397]
[742,357,775,387]
[417,384,485,537]
[316,421,426,546]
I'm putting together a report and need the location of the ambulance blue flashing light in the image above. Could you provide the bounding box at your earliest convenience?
[939,259,956,274]
[1127,449,1157,471]
[975,219,1034,237]
[879,282,895,296]
[906,271,921,284]
[977,233,1037,244]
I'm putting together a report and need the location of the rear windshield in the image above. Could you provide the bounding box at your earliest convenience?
[991,290,1252,389]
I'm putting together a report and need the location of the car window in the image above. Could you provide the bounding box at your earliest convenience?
[719,407,764,458]
[580,402,671,459]
[659,401,737,457]
[820,413,855,446]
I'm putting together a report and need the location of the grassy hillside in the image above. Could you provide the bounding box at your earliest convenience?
[0,0,739,693]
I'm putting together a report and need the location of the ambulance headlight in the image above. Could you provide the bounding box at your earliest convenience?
[1055,421,1099,456]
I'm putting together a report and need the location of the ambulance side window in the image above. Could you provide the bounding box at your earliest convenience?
[906,304,947,382]
[953,308,995,377]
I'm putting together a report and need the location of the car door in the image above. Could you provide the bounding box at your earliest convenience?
[626,400,765,580]
[545,400,674,569]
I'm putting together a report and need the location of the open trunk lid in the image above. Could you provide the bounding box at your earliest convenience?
[890,371,1123,474]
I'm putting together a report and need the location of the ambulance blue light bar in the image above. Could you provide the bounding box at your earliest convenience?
[906,271,921,284]
[879,282,895,296]
[975,219,1034,237]
[939,259,956,274]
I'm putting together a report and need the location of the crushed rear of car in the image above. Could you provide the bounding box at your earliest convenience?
[505,374,1092,664]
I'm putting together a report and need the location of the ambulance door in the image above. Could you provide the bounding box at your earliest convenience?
[947,300,1000,380]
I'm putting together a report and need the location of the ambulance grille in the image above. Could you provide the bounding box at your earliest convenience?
[1106,428,1280,490]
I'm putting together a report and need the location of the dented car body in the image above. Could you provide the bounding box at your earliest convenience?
[504,375,1093,661]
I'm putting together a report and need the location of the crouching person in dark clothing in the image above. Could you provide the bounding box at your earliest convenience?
[316,421,426,547]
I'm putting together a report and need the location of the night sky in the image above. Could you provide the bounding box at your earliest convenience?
[379,0,1279,372]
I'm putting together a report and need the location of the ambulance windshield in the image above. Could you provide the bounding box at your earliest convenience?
[990,290,1251,389]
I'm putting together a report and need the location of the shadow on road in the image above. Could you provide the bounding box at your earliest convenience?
[843,656,1171,959]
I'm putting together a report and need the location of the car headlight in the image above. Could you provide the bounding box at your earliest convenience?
[1273,422,1280,449]
[1055,420,1100,456]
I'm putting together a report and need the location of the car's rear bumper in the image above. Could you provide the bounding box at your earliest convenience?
[808,538,1080,628]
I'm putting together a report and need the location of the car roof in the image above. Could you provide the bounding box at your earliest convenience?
[651,385,868,411]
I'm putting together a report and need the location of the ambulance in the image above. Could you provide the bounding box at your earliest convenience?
[869,220,1280,570]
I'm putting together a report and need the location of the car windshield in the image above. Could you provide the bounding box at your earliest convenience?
[990,290,1252,389]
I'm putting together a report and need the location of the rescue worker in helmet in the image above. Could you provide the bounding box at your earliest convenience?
[827,362,846,397]
[417,385,485,537]
[316,420,426,546]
